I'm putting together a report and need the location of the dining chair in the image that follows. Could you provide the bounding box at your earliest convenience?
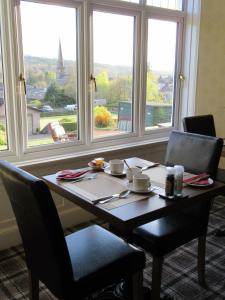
[0,160,145,300]
[183,114,216,137]
[183,115,225,236]
[132,131,223,300]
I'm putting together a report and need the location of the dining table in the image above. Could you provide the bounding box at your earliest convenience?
[43,157,225,239]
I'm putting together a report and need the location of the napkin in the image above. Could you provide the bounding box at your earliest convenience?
[183,173,209,184]
[192,179,210,185]
[57,169,89,180]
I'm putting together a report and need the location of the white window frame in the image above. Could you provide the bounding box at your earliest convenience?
[0,0,201,164]
[89,3,141,143]
[140,12,184,137]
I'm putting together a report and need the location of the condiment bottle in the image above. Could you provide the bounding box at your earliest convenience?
[174,165,184,197]
[165,167,175,197]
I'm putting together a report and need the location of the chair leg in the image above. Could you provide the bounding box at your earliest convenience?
[28,269,39,300]
[126,271,144,300]
[198,235,206,287]
[151,256,163,300]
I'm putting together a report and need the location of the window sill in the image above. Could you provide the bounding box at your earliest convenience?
[15,136,168,168]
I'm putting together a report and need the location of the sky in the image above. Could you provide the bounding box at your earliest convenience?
[21,1,177,72]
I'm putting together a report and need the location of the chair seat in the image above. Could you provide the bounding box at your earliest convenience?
[66,225,145,295]
[132,214,206,257]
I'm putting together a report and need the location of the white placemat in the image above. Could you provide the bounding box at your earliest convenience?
[59,172,152,210]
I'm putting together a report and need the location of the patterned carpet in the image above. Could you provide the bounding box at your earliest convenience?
[0,197,225,300]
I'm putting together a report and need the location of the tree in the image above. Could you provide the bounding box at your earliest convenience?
[146,69,163,103]
[44,82,74,108]
[95,70,110,99]
[63,65,77,102]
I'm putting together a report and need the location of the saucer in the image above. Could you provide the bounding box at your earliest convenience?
[128,182,155,194]
[104,166,127,176]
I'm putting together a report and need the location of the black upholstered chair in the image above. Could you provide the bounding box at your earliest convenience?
[132,131,223,300]
[183,114,216,137]
[0,161,145,300]
[183,115,225,236]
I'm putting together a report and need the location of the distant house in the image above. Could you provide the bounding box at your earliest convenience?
[0,99,41,136]
[94,99,107,106]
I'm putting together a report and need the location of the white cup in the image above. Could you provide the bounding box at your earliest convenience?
[126,167,142,182]
[109,159,124,174]
[133,173,151,191]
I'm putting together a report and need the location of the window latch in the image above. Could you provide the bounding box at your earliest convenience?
[19,73,26,95]
[179,74,185,81]
[90,73,97,92]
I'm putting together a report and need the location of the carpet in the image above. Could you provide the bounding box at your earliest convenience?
[0,197,224,299]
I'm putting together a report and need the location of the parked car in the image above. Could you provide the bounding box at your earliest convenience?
[41,105,53,112]
[64,104,77,111]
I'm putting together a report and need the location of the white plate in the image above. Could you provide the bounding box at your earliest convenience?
[104,166,127,176]
[186,178,213,187]
[128,182,156,194]
[56,171,86,181]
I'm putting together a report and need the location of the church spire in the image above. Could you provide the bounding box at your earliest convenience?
[57,39,65,76]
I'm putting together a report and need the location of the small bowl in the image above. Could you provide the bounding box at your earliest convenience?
[88,161,108,171]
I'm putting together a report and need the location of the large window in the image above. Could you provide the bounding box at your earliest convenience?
[92,11,135,139]
[20,1,78,148]
[0,0,193,162]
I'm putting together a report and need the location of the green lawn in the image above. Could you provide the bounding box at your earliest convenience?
[0,145,7,151]
[28,138,53,147]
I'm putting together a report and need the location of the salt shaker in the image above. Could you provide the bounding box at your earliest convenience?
[165,167,175,197]
[174,165,184,197]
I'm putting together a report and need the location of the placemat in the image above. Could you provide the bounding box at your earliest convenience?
[59,173,150,210]
[143,165,167,188]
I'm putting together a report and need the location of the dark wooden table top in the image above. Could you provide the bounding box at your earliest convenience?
[43,157,225,236]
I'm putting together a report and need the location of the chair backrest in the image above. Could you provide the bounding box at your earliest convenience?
[165,131,223,179]
[165,131,223,222]
[183,114,216,137]
[0,161,74,299]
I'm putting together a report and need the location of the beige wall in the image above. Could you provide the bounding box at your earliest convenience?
[196,0,225,136]
[195,0,225,167]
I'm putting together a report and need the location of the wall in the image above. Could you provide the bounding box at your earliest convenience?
[0,141,166,250]
[196,0,225,167]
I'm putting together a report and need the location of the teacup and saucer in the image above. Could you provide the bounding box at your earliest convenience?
[104,159,127,176]
[128,173,153,193]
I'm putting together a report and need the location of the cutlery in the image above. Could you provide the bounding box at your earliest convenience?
[71,174,97,183]
[93,190,130,205]
[124,159,131,169]
[136,163,159,171]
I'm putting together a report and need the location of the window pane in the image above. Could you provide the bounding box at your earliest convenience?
[120,0,139,3]
[147,0,183,11]
[145,19,177,130]
[0,32,8,151]
[92,11,134,138]
[20,1,78,148]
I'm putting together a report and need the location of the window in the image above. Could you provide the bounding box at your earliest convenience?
[120,0,139,3]
[0,0,198,162]
[147,0,183,11]
[145,19,179,130]
[91,11,135,139]
[20,1,78,148]
[0,31,8,151]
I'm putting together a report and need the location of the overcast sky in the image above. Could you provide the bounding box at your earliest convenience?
[21,1,176,72]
